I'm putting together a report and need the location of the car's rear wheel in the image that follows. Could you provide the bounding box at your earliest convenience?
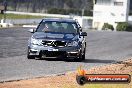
[27,47,35,59]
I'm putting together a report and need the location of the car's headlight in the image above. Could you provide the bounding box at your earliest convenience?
[31,38,42,45]
[68,41,78,46]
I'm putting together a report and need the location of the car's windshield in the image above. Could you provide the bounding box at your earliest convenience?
[36,21,79,34]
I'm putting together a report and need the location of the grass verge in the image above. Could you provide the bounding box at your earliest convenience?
[0,13,44,19]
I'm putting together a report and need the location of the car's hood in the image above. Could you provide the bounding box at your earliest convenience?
[32,32,78,41]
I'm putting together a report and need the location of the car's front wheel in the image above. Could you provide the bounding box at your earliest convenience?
[82,47,86,60]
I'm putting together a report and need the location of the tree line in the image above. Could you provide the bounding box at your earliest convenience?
[0,0,93,16]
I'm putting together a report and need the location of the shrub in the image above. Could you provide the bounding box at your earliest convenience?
[116,22,129,31]
[47,8,92,16]
[102,23,114,31]
[125,25,132,32]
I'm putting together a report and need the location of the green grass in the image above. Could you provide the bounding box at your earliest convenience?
[0,13,44,19]
[64,83,131,88]
[84,84,131,88]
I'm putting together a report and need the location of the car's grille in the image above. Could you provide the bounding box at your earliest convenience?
[41,51,66,57]
[42,40,66,47]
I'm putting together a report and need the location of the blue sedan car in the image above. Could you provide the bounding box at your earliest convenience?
[27,18,87,61]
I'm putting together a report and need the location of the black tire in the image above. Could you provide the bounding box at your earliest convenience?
[27,55,35,59]
[82,47,86,60]
[76,75,86,85]
[27,47,35,59]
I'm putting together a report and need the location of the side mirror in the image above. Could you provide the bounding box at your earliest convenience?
[28,29,35,33]
[80,32,87,36]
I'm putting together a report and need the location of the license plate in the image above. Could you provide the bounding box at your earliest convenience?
[48,48,58,51]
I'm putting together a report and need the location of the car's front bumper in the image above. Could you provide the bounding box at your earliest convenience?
[28,44,81,58]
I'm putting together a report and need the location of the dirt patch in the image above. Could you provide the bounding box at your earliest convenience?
[0,59,132,88]
[88,59,132,74]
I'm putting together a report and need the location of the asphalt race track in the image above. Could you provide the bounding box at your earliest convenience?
[1,27,132,82]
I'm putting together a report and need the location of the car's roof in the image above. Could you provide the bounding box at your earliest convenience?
[42,18,76,22]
